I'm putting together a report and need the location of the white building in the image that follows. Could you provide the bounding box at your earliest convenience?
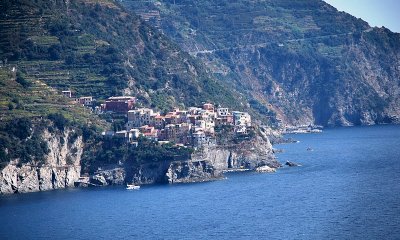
[76,96,93,106]
[232,111,251,126]
[188,107,202,115]
[129,129,141,142]
[217,108,230,117]
[62,90,72,98]
[127,108,159,129]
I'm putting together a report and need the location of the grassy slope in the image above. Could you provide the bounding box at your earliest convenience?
[0,66,108,169]
[0,0,241,113]
[0,67,102,124]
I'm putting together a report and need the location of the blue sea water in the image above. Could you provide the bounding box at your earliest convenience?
[1,125,400,240]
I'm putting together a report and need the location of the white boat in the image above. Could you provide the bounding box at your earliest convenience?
[126,184,140,190]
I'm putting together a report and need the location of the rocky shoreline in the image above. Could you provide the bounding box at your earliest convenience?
[0,129,280,194]
[76,134,280,188]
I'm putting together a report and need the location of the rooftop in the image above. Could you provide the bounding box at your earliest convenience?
[107,96,136,100]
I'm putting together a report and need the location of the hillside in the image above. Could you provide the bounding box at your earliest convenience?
[0,0,260,189]
[0,0,240,112]
[0,66,104,168]
[123,0,400,126]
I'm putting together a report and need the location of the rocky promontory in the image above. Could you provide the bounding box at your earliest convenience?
[1,127,279,194]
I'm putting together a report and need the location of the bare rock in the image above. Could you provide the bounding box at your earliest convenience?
[255,165,276,173]
[90,175,108,186]
[166,160,222,184]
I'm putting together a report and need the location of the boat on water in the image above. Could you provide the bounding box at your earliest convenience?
[126,184,140,190]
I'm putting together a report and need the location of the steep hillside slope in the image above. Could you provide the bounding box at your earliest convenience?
[0,66,104,169]
[0,0,240,111]
[123,0,400,126]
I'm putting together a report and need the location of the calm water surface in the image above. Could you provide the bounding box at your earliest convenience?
[1,125,400,239]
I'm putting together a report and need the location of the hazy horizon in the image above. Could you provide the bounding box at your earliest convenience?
[324,0,400,33]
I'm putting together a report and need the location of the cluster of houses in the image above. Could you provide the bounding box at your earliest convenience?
[62,90,252,149]
[116,102,251,148]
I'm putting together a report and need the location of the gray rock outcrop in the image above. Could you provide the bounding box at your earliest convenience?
[166,160,222,184]
[1,125,280,194]
[255,165,276,173]
[130,162,171,185]
[0,128,83,194]
[193,135,280,172]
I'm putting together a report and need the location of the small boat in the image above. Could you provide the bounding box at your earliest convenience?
[126,184,140,190]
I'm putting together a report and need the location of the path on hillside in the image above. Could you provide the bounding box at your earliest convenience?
[189,28,374,56]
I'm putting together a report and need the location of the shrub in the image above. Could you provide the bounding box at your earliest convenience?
[16,72,31,88]
[8,118,32,140]
[47,113,69,131]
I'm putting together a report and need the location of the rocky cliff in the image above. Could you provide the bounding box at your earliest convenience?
[0,129,83,194]
[93,132,278,186]
[193,134,280,171]
[82,159,222,186]
[84,132,278,187]
[1,125,278,194]
[127,160,222,185]
[165,160,222,183]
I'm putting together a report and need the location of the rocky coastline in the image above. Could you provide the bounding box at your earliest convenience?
[0,129,279,195]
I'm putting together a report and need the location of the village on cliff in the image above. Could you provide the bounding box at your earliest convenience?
[63,91,253,149]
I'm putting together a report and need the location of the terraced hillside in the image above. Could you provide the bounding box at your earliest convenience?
[0,0,240,112]
[0,67,102,123]
[0,65,108,168]
[123,0,400,126]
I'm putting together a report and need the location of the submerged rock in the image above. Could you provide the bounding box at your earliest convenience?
[285,161,301,167]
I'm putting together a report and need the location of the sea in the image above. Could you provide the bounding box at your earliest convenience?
[1,125,399,240]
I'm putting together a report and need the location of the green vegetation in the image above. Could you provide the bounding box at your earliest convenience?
[0,0,240,110]
[0,118,49,168]
[0,67,106,170]
[123,0,400,126]
[82,136,194,173]
[0,112,103,170]
[215,125,256,145]
[0,0,241,170]
[0,68,105,125]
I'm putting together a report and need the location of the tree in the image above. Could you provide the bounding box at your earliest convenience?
[16,71,31,87]
[48,113,69,131]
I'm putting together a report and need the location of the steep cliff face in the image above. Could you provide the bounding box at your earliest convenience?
[194,135,280,171]
[127,160,221,185]
[129,162,170,185]
[0,129,83,194]
[91,130,278,186]
[166,160,222,184]
[125,133,278,185]
[1,125,278,194]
